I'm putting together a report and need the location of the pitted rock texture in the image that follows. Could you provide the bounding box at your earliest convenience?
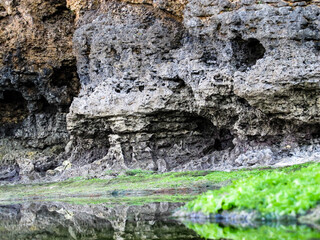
[67,0,188,19]
[0,0,79,146]
[0,0,80,181]
[67,0,320,172]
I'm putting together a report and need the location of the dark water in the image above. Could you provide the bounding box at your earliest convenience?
[0,201,320,240]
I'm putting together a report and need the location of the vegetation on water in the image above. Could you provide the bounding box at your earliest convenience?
[185,222,320,240]
[0,167,286,202]
[60,194,196,206]
[0,162,316,210]
[184,162,320,218]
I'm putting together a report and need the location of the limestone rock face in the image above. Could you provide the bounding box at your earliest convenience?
[66,0,188,19]
[0,0,80,180]
[0,0,79,147]
[1,0,320,180]
[67,0,320,172]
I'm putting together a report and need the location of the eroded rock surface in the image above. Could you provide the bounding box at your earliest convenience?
[0,0,320,181]
[67,0,320,173]
[0,0,79,181]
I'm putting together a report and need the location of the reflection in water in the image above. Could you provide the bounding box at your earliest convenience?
[1,202,320,240]
[0,202,202,240]
[184,221,320,240]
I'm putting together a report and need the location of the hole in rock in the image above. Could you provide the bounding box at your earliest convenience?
[201,51,217,66]
[0,90,28,125]
[164,76,186,94]
[34,158,59,176]
[145,112,235,170]
[314,42,320,51]
[231,37,266,71]
[297,123,320,143]
[139,86,145,92]
[0,90,29,137]
[42,1,72,22]
[49,61,80,108]
[51,62,79,92]
[37,96,58,114]
[216,22,222,31]
[126,88,132,94]
[213,139,222,150]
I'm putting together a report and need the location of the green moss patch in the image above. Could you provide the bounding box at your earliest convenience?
[185,162,320,218]
[0,168,264,202]
[59,194,196,206]
[0,163,314,205]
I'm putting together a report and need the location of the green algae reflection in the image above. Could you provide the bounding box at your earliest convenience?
[185,222,320,240]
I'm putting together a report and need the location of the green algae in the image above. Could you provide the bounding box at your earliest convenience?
[185,162,320,218]
[59,194,197,206]
[0,163,313,204]
[185,222,320,240]
[0,168,261,202]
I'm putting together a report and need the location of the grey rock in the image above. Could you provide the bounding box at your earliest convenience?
[0,165,19,182]
[1,0,320,181]
[67,0,320,172]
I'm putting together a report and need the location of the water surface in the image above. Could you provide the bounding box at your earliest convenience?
[0,198,319,240]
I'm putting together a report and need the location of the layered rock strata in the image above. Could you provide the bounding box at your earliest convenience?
[67,0,320,172]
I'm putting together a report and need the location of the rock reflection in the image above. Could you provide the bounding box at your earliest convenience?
[0,202,203,240]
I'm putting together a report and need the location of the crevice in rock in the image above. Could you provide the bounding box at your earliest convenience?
[42,0,72,22]
[68,111,236,171]
[122,145,134,165]
[37,96,58,114]
[293,122,320,143]
[231,37,266,71]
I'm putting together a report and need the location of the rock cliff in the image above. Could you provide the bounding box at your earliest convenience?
[0,0,319,181]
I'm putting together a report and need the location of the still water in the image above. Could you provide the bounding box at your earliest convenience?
[0,200,319,240]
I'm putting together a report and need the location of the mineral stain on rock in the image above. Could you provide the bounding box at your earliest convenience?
[0,0,320,182]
